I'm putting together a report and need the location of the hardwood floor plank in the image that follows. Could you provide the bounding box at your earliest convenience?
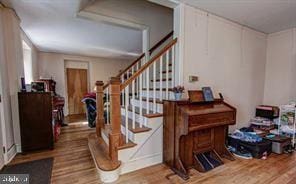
[8,120,296,184]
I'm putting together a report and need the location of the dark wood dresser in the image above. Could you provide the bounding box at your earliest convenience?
[18,92,54,152]
[163,98,236,180]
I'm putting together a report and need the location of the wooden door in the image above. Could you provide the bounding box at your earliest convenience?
[67,68,88,115]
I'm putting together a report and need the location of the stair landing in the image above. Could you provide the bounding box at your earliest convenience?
[88,133,121,171]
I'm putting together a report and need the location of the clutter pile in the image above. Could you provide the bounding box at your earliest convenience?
[228,103,296,159]
[277,103,296,145]
[82,92,96,127]
[82,92,110,128]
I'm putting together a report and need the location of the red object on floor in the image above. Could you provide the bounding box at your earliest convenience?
[83,92,96,99]
[52,110,61,142]
[54,122,61,142]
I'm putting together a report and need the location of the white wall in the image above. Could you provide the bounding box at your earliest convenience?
[84,0,173,49]
[0,7,24,159]
[38,52,132,115]
[177,5,267,129]
[0,6,14,162]
[21,30,38,81]
[263,28,296,105]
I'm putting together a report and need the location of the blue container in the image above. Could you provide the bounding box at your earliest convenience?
[174,93,182,100]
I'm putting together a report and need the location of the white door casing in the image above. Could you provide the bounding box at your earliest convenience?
[0,104,5,169]
[0,7,6,168]
[0,67,6,169]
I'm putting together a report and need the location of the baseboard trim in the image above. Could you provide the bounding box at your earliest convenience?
[16,144,22,153]
[4,144,17,164]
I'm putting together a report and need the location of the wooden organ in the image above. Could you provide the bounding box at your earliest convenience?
[163,91,236,180]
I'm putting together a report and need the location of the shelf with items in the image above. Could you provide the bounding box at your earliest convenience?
[278,103,296,147]
[249,116,276,136]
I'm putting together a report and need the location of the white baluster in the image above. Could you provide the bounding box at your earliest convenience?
[121,75,125,107]
[153,62,156,113]
[132,79,136,129]
[142,57,146,92]
[138,61,141,94]
[139,73,143,128]
[106,87,109,124]
[125,86,129,143]
[146,67,149,114]
[136,62,139,98]
[171,46,175,87]
[166,51,169,99]
[160,56,163,101]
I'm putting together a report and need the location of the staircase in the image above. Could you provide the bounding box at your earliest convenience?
[88,32,177,183]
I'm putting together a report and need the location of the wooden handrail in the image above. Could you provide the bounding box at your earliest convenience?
[103,81,110,90]
[103,30,174,90]
[118,31,173,79]
[149,31,174,55]
[120,38,177,90]
[115,53,145,78]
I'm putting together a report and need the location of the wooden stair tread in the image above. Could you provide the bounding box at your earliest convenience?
[134,97,163,104]
[126,106,163,118]
[145,113,163,118]
[151,78,172,82]
[142,88,173,91]
[102,125,137,150]
[121,116,151,133]
[118,133,137,150]
[88,133,121,171]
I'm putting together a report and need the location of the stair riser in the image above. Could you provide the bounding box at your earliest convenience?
[121,108,146,124]
[120,125,149,143]
[130,99,163,113]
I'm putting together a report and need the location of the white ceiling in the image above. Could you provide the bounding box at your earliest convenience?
[180,0,296,34]
[2,0,143,59]
[5,0,294,59]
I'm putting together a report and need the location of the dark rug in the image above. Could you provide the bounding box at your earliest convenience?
[0,157,53,184]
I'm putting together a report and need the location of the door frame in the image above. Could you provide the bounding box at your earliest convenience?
[0,105,5,169]
[64,60,90,116]
[0,64,6,169]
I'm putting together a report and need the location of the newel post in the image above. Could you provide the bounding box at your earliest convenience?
[109,77,122,161]
[95,81,104,138]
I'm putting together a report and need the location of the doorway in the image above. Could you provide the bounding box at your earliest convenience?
[66,68,88,117]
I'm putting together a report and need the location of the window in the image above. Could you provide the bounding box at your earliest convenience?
[22,41,33,84]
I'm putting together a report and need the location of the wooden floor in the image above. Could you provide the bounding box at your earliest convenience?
[64,114,87,124]
[10,119,296,184]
